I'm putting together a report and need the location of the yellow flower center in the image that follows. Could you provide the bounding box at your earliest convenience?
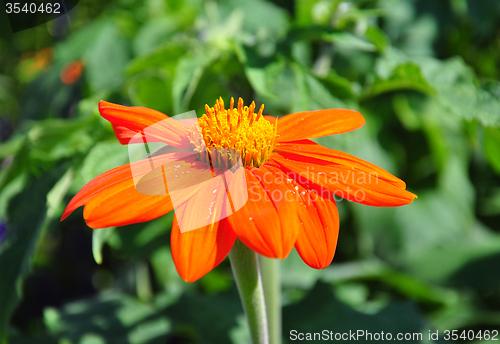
[188,97,277,168]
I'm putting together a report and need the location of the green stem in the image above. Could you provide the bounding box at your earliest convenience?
[258,256,281,344]
[229,239,269,344]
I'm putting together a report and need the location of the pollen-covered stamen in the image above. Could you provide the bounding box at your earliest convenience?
[187,97,278,168]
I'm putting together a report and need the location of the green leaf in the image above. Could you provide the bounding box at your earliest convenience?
[405,232,500,286]
[222,0,289,37]
[165,288,243,343]
[0,75,18,117]
[199,269,233,295]
[364,62,437,99]
[44,293,172,344]
[55,20,109,63]
[305,72,348,108]
[291,63,347,113]
[484,127,500,174]
[133,18,179,56]
[323,260,458,307]
[0,166,72,341]
[393,191,474,260]
[375,49,500,126]
[0,141,30,194]
[364,25,390,53]
[422,58,500,127]
[7,331,58,344]
[281,249,322,290]
[149,247,184,290]
[295,0,324,26]
[287,26,329,42]
[128,75,172,113]
[335,8,386,29]
[431,294,500,331]
[229,314,252,344]
[288,27,377,52]
[283,281,434,343]
[84,22,131,92]
[236,45,286,99]
[0,135,24,159]
[44,287,244,344]
[78,140,128,185]
[325,32,377,52]
[27,117,96,162]
[172,53,215,114]
[104,213,174,259]
[0,172,26,220]
[125,41,189,76]
[318,71,356,99]
[392,94,422,130]
[92,227,115,265]
[480,188,500,216]
[291,63,310,112]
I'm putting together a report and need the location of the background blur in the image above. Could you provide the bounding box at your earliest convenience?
[1,0,500,343]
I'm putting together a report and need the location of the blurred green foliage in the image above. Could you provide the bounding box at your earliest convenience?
[1,0,500,343]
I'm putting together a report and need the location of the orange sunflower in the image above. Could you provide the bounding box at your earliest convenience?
[61,97,416,282]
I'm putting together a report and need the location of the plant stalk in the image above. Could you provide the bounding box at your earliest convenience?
[259,255,281,344]
[229,239,269,344]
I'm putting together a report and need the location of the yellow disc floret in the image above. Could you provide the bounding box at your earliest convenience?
[188,97,278,168]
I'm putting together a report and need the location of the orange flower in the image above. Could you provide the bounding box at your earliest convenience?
[61,97,416,282]
[60,60,84,85]
[18,47,53,82]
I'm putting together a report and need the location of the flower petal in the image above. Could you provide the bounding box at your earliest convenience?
[170,166,241,282]
[171,216,235,283]
[112,124,140,145]
[61,153,209,228]
[292,182,339,269]
[263,115,277,124]
[271,153,416,207]
[275,139,406,189]
[276,109,365,142]
[226,166,301,259]
[99,101,192,148]
[172,168,236,233]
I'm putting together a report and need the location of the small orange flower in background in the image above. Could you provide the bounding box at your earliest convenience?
[60,60,84,85]
[61,97,416,282]
[32,47,53,71]
[18,47,53,82]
